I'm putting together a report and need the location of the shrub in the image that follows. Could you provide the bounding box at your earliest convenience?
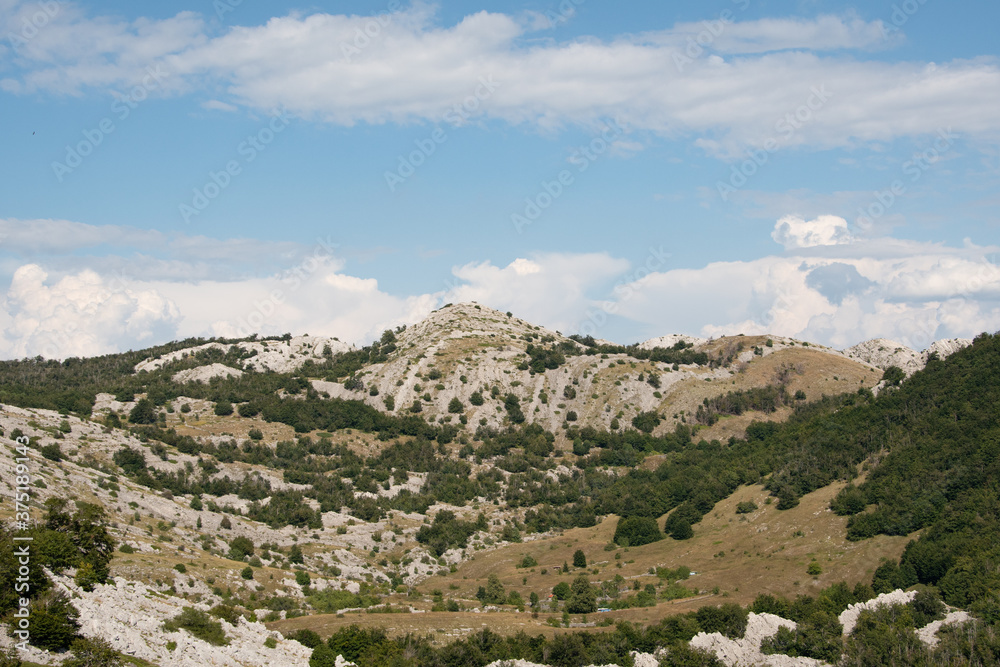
[289,628,322,648]
[208,604,241,625]
[163,607,229,646]
[696,603,748,639]
[113,447,146,476]
[309,643,340,667]
[41,443,63,461]
[74,562,101,592]
[248,428,264,441]
[295,571,311,587]
[448,397,464,414]
[264,636,277,649]
[118,544,135,554]
[238,403,259,417]
[214,400,234,416]
[807,562,823,576]
[519,555,538,568]
[241,566,254,580]
[469,392,484,406]
[174,563,187,574]
[736,501,758,514]
[61,636,123,667]
[631,411,662,433]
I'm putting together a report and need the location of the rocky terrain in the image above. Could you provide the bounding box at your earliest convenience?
[0,304,989,666]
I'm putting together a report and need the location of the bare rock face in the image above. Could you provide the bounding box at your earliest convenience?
[173,363,244,384]
[637,334,707,350]
[841,339,924,375]
[842,337,972,376]
[689,612,826,667]
[61,575,312,666]
[134,336,353,375]
[838,589,916,635]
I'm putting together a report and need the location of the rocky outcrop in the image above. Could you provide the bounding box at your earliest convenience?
[689,612,826,666]
[842,337,972,376]
[173,363,244,383]
[61,576,312,666]
[134,336,353,374]
[838,589,916,635]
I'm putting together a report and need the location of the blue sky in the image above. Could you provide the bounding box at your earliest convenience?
[1,0,998,359]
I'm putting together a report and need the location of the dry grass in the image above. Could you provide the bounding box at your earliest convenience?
[658,346,880,442]
[267,481,911,642]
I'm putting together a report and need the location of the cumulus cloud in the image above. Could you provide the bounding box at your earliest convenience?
[0,264,181,358]
[612,222,1000,350]
[3,5,999,154]
[771,214,853,249]
[443,253,631,332]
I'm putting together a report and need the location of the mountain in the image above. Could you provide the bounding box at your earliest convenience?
[0,305,994,667]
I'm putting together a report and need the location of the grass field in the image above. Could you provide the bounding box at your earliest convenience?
[268,480,911,643]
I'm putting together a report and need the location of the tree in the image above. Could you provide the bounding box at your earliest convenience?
[613,516,662,547]
[128,398,156,424]
[289,544,304,564]
[28,590,80,650]
[631,410,661,433]
[566,575,597,614]
[469,391,484,406]
[484,573,506,604]
[214,400,234,416]
[504,393,525,423]
[309,643,339,667]
[228,536,255,561]
[448,397,464,414]
[573,549,587,568]
[552,582,570,600]
[241,566,254,580]
[113,447,146,476]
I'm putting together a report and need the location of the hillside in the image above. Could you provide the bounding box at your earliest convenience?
[0,306,995,667]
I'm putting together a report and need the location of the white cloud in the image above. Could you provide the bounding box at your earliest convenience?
[613,225,1000,350]
[3,6,999,154]
[201,99,237,112]
[0,264,181,358]
[443,253,631,333]
[771,214,853,249]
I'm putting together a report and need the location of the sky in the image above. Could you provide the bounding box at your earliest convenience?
[1,0,998,359]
